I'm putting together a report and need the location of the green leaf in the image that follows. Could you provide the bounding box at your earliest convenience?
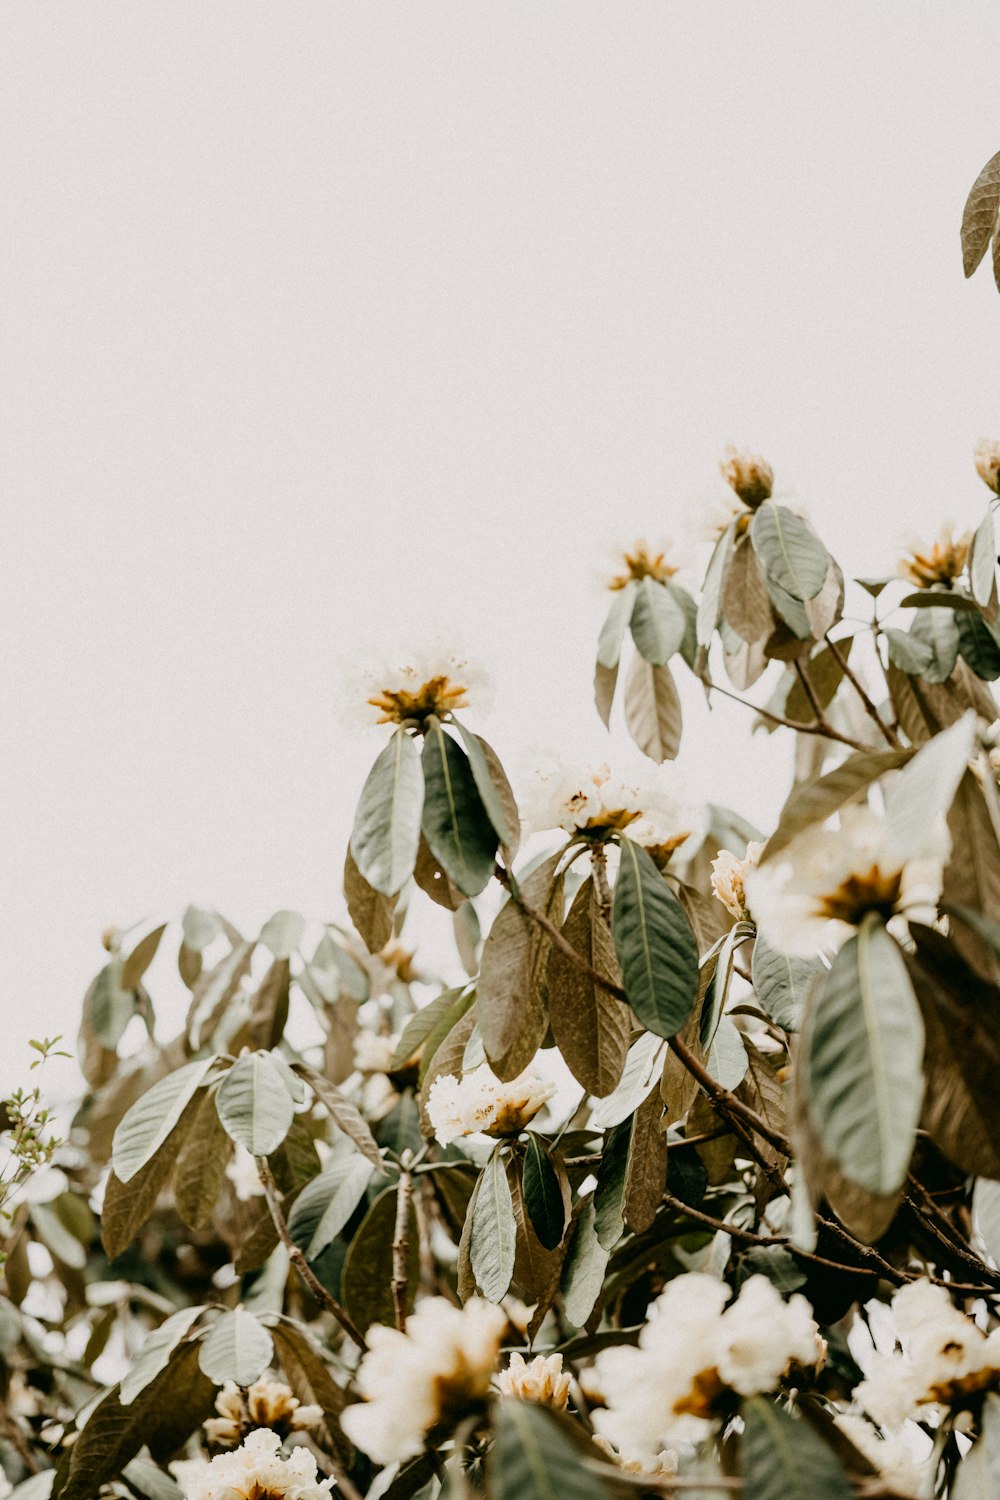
[490,1401,611,1500]
[120,1307,203,1404]
[522,1134,566,1251]
[909,604,960,684]
[173,1090,233,1231]
[120,925,167,991]
[971,507,998,607]
[258,909,305,959]
[199,1306,274,1386]
[963,150,1000,278]
[612,837,698,1039]
[751,934,819,1032]
[957,609,1000,680]
[216,1051,297,1157]
[885,625,936,677]
[594,658,619,728]
[350,729,424,897]
[87,959,137,1050]
[751,503,829,603]
[420,726,498,897]
[629,576,688,665]
[761,747,913,862]
[884,710,974,861]
[741,1396,853,1500]
[470,1148,516,1302]
[593,1117,630,1250]
[596,581,637,669]
[295,1061,384,1168]
[590,1030,665,1130]
[287,1154,374,1260]
[623,654,682,762]
[802,917,924,1196]
[112,1056,217,1184]
[697,524,735,647]
[450,723,519,851]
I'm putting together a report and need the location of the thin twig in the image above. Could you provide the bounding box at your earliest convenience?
[668,1035,790,1154]
[661,1190,880,1280]
[391,1160,414,1332]
[255,1157,368,1352]
[825,633,901,748]
[704,676,869,752]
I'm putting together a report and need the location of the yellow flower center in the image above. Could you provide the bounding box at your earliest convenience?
[609,542,680,591]
[816,866,903,926]
[368,675,469,726]
[899,533,970,590]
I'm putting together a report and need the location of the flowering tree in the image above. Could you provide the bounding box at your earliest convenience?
[6,189,1000,1498]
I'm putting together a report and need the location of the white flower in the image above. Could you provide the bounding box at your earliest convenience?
[744,805,948,958]
[714,1276,825,1396]
[605,538,689,592]
[835,1414,932,1498]
[520,755,703,856]
[345,640,492,730]
[353,1031,399,1075]
[710,843,765,921]
[183,1427,333,1500]
[592,1435,679,1475]
[340,1297,507,1464]
[589,1273,823,1459]
[226,1145,265,1203]
[426,1065,555,1147]
[975,439,1000,496]
[720,444,774,509]
[496,1352,571,1409]
[897,523,971,590]
[204,1377,323,1447]
[855,1280,1000,1430]
[693,491,749,547]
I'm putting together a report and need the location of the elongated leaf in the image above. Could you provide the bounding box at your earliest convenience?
[612,838,698,1039]
[596,581,637,669]
[706,1013,748,1090]
[741,1397,853,1500]
[112,1056,217,1184]
[342,1185,419,1331]
[478,854,562,1075]
[909,604,960,683]
[470,1148,516,1301]
[593,1117,630,1250]
[173,1089,233,1231]
[547,878,630,1098]
[199,1306,274,1386]
[974,1178,1000,1264]
[594,657,619,728]
[801,917,923,1196]
[421,726,498,897]
[451,723,518,851]
[343,844,397,952]
[963,151,1000,278]
[944,775,1000,980]
[629,576,687,665]
[121,925,167,992]
[561,1198,611,1327]
[884,710,974,861]
[522,1134,566,1251]
[957,609,1000,680]
[751,934,819,1031]
[761,748,913,862]
[697,524,734,647]
[590,1031,666,1130]
[216,1051,296,1157]
[751,503,828,602]
[490,1401,610,1500]
[350,729,424,897]
[971,507,998,607]
[723,534,774,644]
[886,625,936,677]
[187,940,255,1049]
[258,909,305,959]
[87,959,136,1050]
[120,1307,203,1404]
[295,1061,384,1167]
[623,654,682,762]
[287,1154,374,1260]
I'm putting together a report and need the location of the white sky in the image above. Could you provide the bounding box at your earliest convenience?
[3,3,1000,1094]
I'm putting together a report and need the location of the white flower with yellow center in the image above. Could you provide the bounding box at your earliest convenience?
[496,1352,571,1409]
[744,806,948,958]
[340,1297,508,1464]
[589,1273,824,1460]
[710,842,765,921]
[183,1427,333,1500]
[426,1065,555,1147]
[520,756,703,857]
[855,1279,1000,1431]
[605,537,688,592]
[975,439,1000,495]
[346,642,492,730]
[897,523,971,590]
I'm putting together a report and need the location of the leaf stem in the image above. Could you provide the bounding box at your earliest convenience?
[705,676,870,752]
[825,633,901,748]
[391,1159,415,1332]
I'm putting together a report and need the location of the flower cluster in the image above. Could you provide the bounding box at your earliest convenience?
[710,842,765,921]
[520,756,703,857]
[589,1273,825,1457]
[426,1065,555,1146]
[856,1280,1000,1430]
[745,805,948,957]
[203,1377,322,1448]
[606,538,686,591]
[341,1298,508,1464]
[183,1428,333,1500]
[348,643,492,729]
[897,523,971,590]
[496,1351,571,1409]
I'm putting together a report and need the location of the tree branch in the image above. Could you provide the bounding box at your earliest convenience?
[391,1162,414,1332]
[825,633,901,748]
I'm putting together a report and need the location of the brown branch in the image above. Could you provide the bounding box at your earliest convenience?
[825,633,901,748]
[704,676,869,752]
[667,1035,791,1155]
[255,1157,368,1352]
[391,1164,414,1332]
[661,1190,880,1281]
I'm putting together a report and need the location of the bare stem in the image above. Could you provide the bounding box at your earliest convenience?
[255,1157,368,1352]
[825,633,900,748]
[391,1161,415,1332]
[705,676,869,752]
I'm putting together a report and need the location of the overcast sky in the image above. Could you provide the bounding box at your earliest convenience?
[3,3,999,1093]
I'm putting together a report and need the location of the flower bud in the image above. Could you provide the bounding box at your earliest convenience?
[720,445,773,509]
[975,439,1000,495]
